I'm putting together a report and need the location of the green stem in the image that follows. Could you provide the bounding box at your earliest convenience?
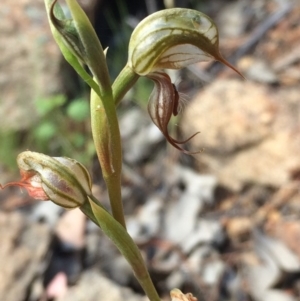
[60,0,126,227]
[112,64,140,106]
[88,195,161,301]
[104,171,125,227]
[90,88,126,228]
[46,0,125,226]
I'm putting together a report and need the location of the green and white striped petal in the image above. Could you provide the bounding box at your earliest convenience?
[128,8,242,77]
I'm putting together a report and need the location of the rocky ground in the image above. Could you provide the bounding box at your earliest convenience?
[0,0,300,300]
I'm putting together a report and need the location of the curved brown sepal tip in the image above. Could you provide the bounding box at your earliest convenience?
[216,52,245,79]
[165,131,203,155]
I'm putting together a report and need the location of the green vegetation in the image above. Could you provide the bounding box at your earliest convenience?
[0,94,94,171]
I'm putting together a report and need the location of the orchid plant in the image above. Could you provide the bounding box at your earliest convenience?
[1,1,241,300]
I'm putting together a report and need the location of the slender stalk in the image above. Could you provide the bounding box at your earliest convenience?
[112,64,140,106]
[90,88,126,228]
[88,195,161,301]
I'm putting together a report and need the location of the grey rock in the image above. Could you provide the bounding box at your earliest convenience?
[0,211,51,301]
[182,79,300,190]
[0,0,62,131]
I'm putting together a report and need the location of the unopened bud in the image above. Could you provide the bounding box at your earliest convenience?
[1,151,92,209]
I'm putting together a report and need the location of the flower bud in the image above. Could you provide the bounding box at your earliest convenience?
[128,8,242,77]
[45,0,111,91]
[1,151,92,209]
[46,0,85,63]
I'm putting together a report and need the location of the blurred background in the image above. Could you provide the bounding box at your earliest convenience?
[0,0,300,300]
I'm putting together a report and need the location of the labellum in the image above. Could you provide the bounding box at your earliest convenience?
[147,71,200,154]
